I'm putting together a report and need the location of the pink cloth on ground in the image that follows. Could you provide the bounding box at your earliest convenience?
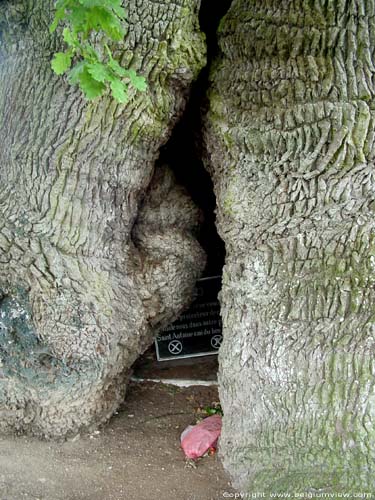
[181,415,222,459]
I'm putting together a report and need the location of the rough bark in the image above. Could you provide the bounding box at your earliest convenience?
[204,0,375,494]
[0,0,206,438]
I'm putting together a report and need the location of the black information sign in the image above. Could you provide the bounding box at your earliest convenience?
[155,276,223,361]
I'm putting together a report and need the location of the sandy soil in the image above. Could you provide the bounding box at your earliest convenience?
[0,382,235,500]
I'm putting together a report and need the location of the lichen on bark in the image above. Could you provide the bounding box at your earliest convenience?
[0,0,206,438]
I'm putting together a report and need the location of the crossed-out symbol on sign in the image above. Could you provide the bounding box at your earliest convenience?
[211,334,223,349]
[168,340,183,355]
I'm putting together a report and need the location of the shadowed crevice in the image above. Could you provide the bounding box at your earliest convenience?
[157,0,232,278]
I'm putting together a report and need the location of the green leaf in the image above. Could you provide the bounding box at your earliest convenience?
[68,61,86,84]
[51,52,72,75]
[50,7,66,33]
[55,0,74,8]
[78,0,102,6]
[50,0,146,102]
[81,43,100,63]
[78,67,106,99]
[108,0,126,20]
[78,0,108,6]
[132,75,147,92]
[126,69,147,91]
[62,27,77,46]
[86,7,125,41]
[108,57,127,77]
[110,3,126,20]
[79,0,126,19]
[69,5,89,35]
[87,62,110,82]
[110,79,128,103]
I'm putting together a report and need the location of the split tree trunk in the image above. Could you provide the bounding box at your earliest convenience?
[0,0,206,437]
[204,0,375,494]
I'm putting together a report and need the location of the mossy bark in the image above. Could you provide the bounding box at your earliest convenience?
[204,0,375,494]
[0,0,206,437]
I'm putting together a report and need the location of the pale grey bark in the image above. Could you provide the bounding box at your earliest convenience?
[0,0,206,437]
[204,0,375,494]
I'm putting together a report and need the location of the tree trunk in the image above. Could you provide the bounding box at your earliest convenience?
[204,0,375,494]
[0,0,206,438]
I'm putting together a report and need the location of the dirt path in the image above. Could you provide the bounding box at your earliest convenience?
[0,382,235,500]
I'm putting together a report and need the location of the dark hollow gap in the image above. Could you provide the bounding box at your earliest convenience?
[131,0,232,384]
[157,0,232,277]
